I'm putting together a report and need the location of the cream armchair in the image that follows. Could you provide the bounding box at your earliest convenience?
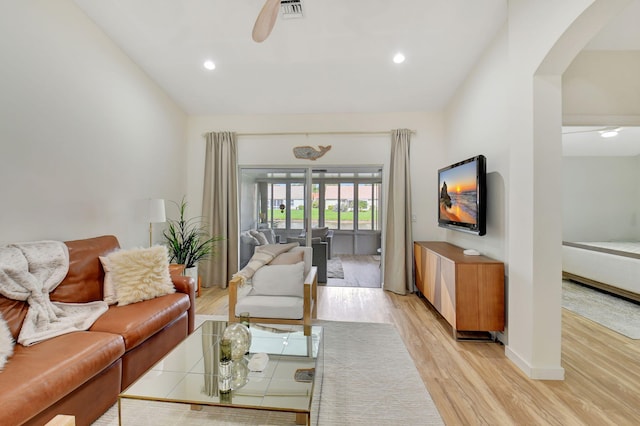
[228,246,318,334]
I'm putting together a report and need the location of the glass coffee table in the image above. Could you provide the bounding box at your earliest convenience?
[119,320,323,425]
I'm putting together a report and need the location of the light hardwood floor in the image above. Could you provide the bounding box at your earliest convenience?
[196,285,640,425]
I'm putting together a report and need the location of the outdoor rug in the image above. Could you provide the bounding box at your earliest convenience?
[93,315,443,425]
[562,280,640,339]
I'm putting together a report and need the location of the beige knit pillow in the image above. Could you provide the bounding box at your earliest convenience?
[106,245,175,306]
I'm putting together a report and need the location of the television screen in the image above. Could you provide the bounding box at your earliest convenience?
[438,155,486,235]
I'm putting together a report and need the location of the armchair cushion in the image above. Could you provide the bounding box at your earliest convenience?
[235,295,303,320]
[311,227,330,239]
[251,262,305,297]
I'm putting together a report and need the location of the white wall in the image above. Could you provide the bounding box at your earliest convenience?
[563,51,640,123]
[187,112,445,244]
[443,0,632,379]
[444,28,509,262]
[563,156,640,241]
[0,1,187,248]
[561,50,640,242]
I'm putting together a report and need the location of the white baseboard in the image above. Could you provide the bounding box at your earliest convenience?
[505,346,565,380]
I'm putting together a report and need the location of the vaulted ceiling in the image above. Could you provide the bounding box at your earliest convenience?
[74,1,640,155]
[74,0,508,115]
[74,1,640,117]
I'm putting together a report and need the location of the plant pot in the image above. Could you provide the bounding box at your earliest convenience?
[184,265,200,297]
[184,265,198,281]
[169,264,185,277]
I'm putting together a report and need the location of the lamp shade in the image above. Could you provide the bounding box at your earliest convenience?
[148,199,166,223]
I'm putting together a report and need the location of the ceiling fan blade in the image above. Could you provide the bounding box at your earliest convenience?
[252,0,281,43]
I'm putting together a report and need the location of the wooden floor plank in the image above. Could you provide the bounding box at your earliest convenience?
[196,285,640,425]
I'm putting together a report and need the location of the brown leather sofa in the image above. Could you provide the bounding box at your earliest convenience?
[0,235,196,426]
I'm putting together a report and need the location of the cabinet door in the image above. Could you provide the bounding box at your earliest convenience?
[425,250,439,306]
[414,243,425,294]
[456,264,480,330]
[477,264,505,331]
[439,257,456,328]
[456,263,505,331]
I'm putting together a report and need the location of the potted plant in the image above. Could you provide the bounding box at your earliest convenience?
[163,197,223,286]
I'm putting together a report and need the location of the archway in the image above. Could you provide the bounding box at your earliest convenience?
[505,0,632,379]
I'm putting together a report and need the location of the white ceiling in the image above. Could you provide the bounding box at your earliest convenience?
[73,0,640,156]
[74,0,508,115]
[562,126,640,156]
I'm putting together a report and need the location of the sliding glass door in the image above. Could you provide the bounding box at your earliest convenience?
[239,166,382,255]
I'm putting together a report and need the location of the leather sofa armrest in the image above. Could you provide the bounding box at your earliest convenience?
[172,275,196,334]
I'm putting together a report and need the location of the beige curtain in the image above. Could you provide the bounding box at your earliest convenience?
[201,132,239,288]
[383,129,414,295]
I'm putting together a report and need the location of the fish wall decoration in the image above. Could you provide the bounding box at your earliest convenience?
[293,145,332,160]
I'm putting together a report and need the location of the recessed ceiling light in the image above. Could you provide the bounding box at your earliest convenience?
[203,60,216,71]
[393,53,405,64]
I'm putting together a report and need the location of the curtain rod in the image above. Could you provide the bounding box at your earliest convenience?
[202,130,416,138]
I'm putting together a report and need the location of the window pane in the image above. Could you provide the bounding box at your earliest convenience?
[311,183,320,228]
[372,183,381,231]
[290,183,305,229]
[340,183,354,230]
[324,183,338,229]
[270,183,287,229]
[358,183,372,230]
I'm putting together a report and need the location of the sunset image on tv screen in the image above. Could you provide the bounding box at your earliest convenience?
[439,161,477,225]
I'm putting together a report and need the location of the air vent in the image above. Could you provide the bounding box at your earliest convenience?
[281,0,303,19]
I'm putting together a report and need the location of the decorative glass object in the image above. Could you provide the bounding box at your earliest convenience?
[239,312,250,328]
[231,358,249,390]
[218,338,232,394]
[223,323,251,361]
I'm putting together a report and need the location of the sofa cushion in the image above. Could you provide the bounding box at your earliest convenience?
[106,246,175,306]
[258,228,277,244]
[236,295,303,319]
[250,230,269,245]
[50,235,120,303]
[0,295,28,341]
[99,256,117,305]
[0,331,124,426]
[90,293,190,351]
[251,262,304,297]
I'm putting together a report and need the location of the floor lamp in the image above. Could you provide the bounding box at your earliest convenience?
[148,199,166,247]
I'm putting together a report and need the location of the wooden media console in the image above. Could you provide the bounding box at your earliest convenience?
[414,241,505,340]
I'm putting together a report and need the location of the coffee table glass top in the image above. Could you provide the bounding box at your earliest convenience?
[120,320,323,416]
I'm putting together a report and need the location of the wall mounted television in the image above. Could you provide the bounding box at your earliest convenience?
[438,155,486,236]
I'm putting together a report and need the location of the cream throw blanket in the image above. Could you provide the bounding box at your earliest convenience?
[233,242,299,283]
[0,241,108,346]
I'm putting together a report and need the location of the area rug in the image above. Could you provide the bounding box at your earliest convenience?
[562,280,640,339]
[324,255,380,288]
[326,257,344,279]
[93,315,443,425]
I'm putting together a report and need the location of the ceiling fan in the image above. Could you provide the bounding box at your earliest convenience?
[252,0,281,43]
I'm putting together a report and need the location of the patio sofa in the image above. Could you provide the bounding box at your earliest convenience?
[0,235,196,426]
